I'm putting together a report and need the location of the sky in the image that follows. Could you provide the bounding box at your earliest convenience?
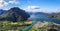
[0,0,60,13]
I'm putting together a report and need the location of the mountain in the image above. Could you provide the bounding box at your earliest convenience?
[47,12,60,20]
[28,12,50,21]
[29,12,60,20]
[0,7,30,22]
[32,21,60,31]
[28,12,49,15]
[0,9,7,15]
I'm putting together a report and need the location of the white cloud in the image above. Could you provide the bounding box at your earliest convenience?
[8,0,19,4]
[24,5,60,13]
[24,6,41,12]
[24,5,49,12]
[53,8,60,13]
[0,0,8,8]
[0,0,20,10]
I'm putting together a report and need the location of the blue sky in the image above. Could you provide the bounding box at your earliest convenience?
[0,0,60,13]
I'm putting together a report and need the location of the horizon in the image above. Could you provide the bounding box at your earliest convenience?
[0,0,60,13]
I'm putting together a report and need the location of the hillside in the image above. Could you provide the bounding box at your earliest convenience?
[30,21,60,31]
[47,12,60,20]
[0,7,60,31]
[0,7,30,22]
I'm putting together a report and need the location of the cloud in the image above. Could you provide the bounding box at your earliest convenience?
[0,0,8,8]
[24,5,49,12]
[25,6,40,10]
[0,0,20,10]
[24,6,41,12]
[8,0,19,4]
[24,5,60,13]
[54,8,60,13]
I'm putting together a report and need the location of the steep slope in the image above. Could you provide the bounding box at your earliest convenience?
[0,7,30,22]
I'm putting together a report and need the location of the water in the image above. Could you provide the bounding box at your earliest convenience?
[23,14,60,31]
[30,14,60,24]
[23,20,38,31]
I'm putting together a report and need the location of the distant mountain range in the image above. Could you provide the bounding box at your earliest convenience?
[47,13,60,20]
[0,9,7,15]
[0,8,60,21]
[28,12,50,17]
[28,12,60,20]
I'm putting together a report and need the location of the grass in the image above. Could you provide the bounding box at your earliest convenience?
[0,21,59,31]
[0,21,32,31]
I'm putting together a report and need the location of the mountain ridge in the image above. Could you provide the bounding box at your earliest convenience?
[0,7,30,22]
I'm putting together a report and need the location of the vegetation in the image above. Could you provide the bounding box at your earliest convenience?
[0,7,31,31]
[29,22,60,31]
[0,21,32,31]
[46,13,60,20]
[0,7,30,22]
[0,7,60,31]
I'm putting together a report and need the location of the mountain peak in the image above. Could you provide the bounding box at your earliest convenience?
[8,7,21,12]
[0,7,30,22]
